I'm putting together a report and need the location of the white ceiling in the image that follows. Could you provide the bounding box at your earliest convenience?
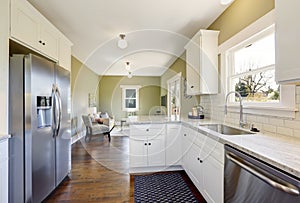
[28,0,230,76]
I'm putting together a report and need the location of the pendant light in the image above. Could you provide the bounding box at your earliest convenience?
[118,34,128,49]
[127,71,133,79]
[125,62,131,70]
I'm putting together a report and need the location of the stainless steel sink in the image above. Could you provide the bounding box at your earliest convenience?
[199,124,254,135]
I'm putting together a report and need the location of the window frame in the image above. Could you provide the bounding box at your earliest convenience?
[219,10,297,118]
[120,85,141,112]
[227,25,279,104]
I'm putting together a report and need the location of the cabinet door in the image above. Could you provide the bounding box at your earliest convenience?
[185,143,202,192]
[58,35,72,71]
[186,42,200,95]
[11,0,39,50]
[39,24,59,60]
[202,155,224,203]
[199,30,219,94]
[275,0,300,83]
[0,140,8,203]
[166,124,182,166]
[129,137,148,167]
[181,126,190,169]
[148,135,165,167]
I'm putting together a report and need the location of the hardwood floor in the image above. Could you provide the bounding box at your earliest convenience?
[44,135,206,202]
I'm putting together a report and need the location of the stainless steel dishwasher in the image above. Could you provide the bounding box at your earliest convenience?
[224,145,300,203]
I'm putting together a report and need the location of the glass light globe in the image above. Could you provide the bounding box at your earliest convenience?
[118,39,128,49]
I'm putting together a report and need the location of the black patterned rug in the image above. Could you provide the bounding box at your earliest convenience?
[134,173,199,203]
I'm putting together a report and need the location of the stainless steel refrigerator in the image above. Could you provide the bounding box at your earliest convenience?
[9,54,71,203]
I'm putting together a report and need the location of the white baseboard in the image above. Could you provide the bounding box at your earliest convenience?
[129,165,183,174]
[71,130,85,144]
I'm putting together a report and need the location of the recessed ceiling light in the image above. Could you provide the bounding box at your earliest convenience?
[118,34,128,49]
[220,0,234,5]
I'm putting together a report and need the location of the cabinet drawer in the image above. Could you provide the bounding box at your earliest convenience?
[130,124,166,136]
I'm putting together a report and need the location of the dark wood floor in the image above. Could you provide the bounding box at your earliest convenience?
[44,135,206,203]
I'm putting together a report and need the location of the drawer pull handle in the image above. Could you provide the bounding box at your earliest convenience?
[144,143,147,146]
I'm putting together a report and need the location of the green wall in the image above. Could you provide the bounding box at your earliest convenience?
[98,76,161,120]
[208,0,274,44]
[160,53,200,116]
[71,56,100,135]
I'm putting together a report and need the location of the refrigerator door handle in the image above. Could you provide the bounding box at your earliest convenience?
[51,84,57,137]
[55,86,62,136]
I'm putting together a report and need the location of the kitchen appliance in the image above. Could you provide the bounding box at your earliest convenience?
[9,54,71,203]
[224,145,300,203]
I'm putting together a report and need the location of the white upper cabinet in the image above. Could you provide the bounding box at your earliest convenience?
[185,30,219,95]
[275,0,300,84]
[58,34,72,71]
[10,0,72,69]
[10,0,40,50]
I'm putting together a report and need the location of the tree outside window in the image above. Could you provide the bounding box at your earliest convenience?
[229,29,279,103]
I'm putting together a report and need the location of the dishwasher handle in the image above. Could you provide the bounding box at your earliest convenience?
[226,152,300,196]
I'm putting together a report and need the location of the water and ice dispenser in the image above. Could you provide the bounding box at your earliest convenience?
[37,96,52,128]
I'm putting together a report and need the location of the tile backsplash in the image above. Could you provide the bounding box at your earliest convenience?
[200,86,300,139]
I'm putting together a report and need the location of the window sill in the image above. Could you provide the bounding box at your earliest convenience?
[223,104,298,119]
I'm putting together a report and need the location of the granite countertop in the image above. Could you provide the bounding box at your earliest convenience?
[127,115,300,178]
[0,134,11,141]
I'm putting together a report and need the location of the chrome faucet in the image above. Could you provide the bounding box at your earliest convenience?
[224,91,246,128]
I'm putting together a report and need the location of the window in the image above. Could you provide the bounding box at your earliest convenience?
[120,85,141,112]
[220,10,296,118]
[228,26,279,103]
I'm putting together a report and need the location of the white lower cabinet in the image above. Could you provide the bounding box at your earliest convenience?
[182,128,224,203]
[202,154,224,203]
[147,136,165,166]
[130,123,224,203]
[0,139,9,203]
[181,125,198,168]
[166,124,182,166]
[129,136,148,167]
[185,143,203,192]
[129,124,165,168]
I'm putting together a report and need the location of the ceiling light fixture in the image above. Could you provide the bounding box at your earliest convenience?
[127,71,133,79]
[220,0,234,5]
[125,61,131,70]
[118,34,128,49]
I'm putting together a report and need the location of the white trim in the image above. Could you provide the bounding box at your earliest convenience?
[167,72,182,84]
[120,85,141,112]
[218,9,297,118]
[223,105,297,119]
[219,10,275,53]
[167,73,182,118]
[120,85,142,89]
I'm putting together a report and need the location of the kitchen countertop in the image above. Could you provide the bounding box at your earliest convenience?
[0,134,11,141]
[127,115,300,178]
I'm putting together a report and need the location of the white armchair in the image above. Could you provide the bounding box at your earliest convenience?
[82,115,114,142]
